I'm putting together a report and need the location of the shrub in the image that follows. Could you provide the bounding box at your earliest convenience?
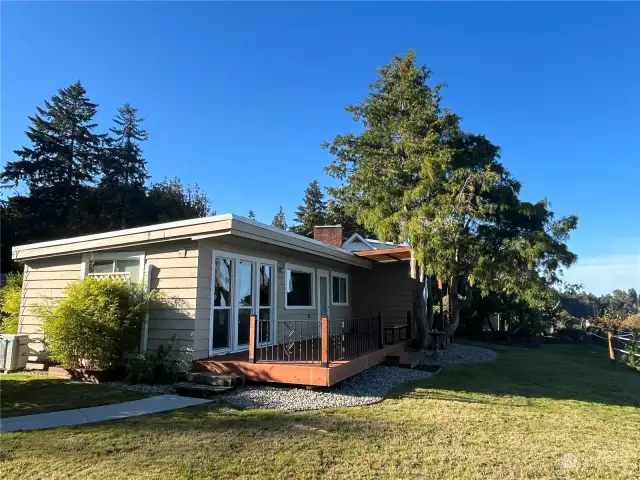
[125,335,179,384]
[622,334,640,372]
[35,276,160,370]
[0,273,23,334]
[620,314,640,332]
[555,328,587,342]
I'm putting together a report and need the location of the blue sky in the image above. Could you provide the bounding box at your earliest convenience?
[2,2,638,294]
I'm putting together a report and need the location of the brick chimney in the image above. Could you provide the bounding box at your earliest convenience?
[313,225,343,248]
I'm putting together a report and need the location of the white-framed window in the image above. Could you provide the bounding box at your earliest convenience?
[285,263,315,309]
[331,271,349,306]
[81,252,145,283]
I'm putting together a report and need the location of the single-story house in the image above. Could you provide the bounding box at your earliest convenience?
[13,214,418,386]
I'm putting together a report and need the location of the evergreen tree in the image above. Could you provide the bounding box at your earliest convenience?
[0,81,104,239]
[271,206,287,230]
[146,178,212,222]
[248,209,256,220]
[100,103,149,229]
[291,180,327,237]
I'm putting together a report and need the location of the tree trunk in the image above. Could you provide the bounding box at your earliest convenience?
[412,276,436,349]
[446,275,473,340]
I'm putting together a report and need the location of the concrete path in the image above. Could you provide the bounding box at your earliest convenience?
[0,394,210,433]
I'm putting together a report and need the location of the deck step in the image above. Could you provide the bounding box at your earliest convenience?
[173,382,235,398]
[385,351,421,369]
[186,372,246,387]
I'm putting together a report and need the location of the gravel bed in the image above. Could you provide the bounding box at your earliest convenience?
[222,365,436,411]
[419,343,499,366]
[101,381,175,394]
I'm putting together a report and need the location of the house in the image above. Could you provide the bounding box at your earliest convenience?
[12,214,418,386]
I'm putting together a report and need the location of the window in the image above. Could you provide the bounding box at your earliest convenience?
[82,253,145,283]
[331,272,348,306]
[285,264,315,309]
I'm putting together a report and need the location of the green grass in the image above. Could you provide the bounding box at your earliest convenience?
[2,344,639,479]
[0,373,150,417]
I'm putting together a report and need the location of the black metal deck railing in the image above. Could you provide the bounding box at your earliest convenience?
[251,314,386,365]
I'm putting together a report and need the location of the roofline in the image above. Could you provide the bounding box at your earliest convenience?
[12,214,372,268]
[342,232,376,250]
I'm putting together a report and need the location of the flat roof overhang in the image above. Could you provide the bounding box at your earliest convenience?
[354,246,411,263]
[11,214,372,269]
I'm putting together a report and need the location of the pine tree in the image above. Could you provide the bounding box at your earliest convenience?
[271,206,287,230]
[291,180,327,237]
[248,209,256,220]
[0,81,104,238]
[100,103,149,229]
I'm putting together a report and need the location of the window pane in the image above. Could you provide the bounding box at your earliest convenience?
[237,309,251,345]
[115,259,140,282]
[212,309,230,349]
[340,278,347,303]
[238,262,253,307]
[287,270,312,307]
[332,277,340,303]
[91,261,113,274]
[259,265,272,307]
[214,258,232,307]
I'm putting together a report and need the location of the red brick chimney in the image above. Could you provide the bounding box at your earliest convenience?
[313,225,343,248]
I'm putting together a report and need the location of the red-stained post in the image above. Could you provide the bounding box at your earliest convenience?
[249,314,257,364]
[321,316,329,368]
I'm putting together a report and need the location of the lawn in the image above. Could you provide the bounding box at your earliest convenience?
[2,344,639,479]
[0,373,150,418]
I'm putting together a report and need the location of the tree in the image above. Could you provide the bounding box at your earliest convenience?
[291,180,327,237]
[326,197,374,240]
[271,206,287,230]
[100,104,149,229]
[324,51,578,348]
[248,209,256,220]
[1,81,104,239]
[146,178,212,222]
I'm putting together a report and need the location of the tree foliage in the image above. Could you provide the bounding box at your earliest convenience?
[291,180,327,237]
[0,272,23,334]
[247,209,256,220]
[1,82,213,270]
[271,206,287,230]
[324,51,578,347]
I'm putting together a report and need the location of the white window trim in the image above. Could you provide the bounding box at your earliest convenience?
[284,263,315,310]
[209,250,278,356]
[80,251,145,282]
[331,271,349,306]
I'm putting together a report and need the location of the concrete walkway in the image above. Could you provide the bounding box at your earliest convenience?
[0,394,211,433]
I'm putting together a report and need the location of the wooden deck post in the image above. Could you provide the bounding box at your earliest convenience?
[378,312,384,348]
[608,331,616,365]
[321,316,329,368]
[249,314,257,364]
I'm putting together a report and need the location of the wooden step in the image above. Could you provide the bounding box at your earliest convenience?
[173,382,235,398]
[186,372,246,387]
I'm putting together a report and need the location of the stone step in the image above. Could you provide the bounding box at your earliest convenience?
[186,372,246,387]
[173,382,235,398]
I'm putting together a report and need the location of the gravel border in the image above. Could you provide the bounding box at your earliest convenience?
[100,344,499,410]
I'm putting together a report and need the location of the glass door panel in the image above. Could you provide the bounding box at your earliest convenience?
[258,264,273,344]
[212,257,233,350]
[236,261,254,348]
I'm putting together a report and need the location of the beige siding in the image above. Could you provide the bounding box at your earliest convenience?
[352,261,416,327]
[17,241,201,364]
[196,236,355,354]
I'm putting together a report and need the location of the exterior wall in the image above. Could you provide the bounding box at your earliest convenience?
[352,261,416,327]
[17,240,201,364]
[196,236,356,358]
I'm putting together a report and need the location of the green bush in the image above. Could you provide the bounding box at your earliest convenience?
[35,276,159,370]
[622,334,640,373]
[125,335,179,384]
[555,328,587,342]
[0,273,23,334]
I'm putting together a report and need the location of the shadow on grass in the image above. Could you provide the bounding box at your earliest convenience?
[389,343,640,408]
[0,376,148,418]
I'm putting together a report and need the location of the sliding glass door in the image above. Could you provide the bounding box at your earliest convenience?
[236,261,254,348]
[212,257,233,351]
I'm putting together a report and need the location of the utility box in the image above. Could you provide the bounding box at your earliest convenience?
[0,334,30,372]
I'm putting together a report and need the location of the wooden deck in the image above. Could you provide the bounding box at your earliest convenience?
[194,340,411,387]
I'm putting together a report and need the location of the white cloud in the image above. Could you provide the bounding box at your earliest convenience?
[562,253,640,295]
